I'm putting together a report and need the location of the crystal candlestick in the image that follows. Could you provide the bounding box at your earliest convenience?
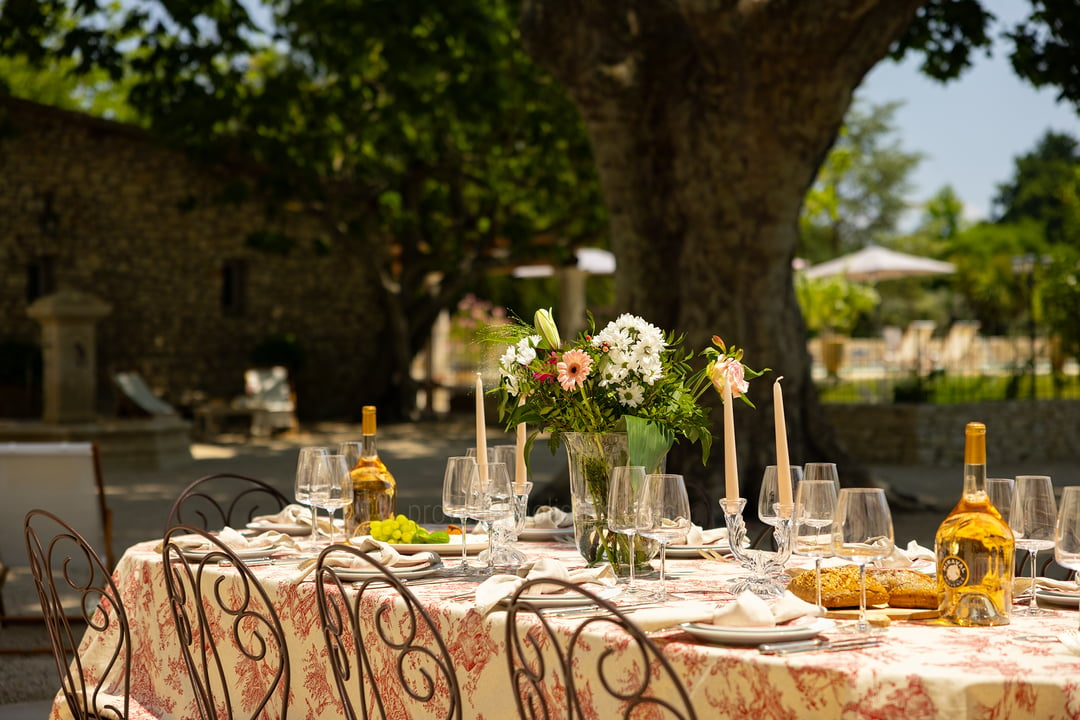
[721,498,794,597]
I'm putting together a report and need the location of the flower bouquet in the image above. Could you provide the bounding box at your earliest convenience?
[486,309,764,569]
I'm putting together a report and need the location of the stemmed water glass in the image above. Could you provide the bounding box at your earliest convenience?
[294,446,330,546]
[442,456,479,574]
[803,462,841,493]
[636,473,691,601]
[309,454,353,545]
[1054,487,1080,629]
[794,479,839,609]
[465,461,515,573]
[758,465,803,532]
[607,465,648,597]
[338,441,363,470]
[1010,474,1057,616]
[986,478,1014,524]
[831,488,894,634]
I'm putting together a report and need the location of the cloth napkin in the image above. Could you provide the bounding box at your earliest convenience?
[250,504,335,533]
[673,524,730,546]
[875,539,936,568]
[160,526,297,553]
[1014,576,1080,595]
[630,591,823,633]
[525,506,573,529]
[474,557,617,614]
[292,538,441,584]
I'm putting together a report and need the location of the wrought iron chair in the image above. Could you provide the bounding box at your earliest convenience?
[504,577,698,720]
[25,508,155,719]
[163,473,290,534]
[314,543,461,720]
[161,524,290,720]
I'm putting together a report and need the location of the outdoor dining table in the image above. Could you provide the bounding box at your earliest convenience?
[52,535,1080,720]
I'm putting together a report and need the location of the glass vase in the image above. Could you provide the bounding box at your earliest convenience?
[562,432,658,574]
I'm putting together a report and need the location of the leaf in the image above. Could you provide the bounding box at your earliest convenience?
[626,415,673,474]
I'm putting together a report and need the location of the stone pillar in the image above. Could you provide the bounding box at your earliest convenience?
[27,289,112,424]
[557,266,588,340]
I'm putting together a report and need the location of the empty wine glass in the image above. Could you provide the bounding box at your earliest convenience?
[803,462,841,493]
[794,479,839,609]
[607,465,648,597]
[758,465,803,527]
[465,461,515,573]
[636,473,691,601]
[442,455,479,574]
[294,446,330,546]
[1054,487,1080,629]
[309,454,353,545]
[338,441,363,470]
[1010,474,1057,616]
[831,488,894,634]
[986,478,1014,524]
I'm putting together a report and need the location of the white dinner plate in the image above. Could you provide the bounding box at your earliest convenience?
[333,560,443,581]
[246,521,311,536]
[1036,589,1080,607]
[351,534,489,556]
[665,544,731,559]
[181,544,283,561]
[505,586,621,609]
[518,526,575,542]
[680,617,835,646]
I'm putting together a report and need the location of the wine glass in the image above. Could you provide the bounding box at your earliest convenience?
[794,479,839,609]
[803,462,841,493]
[442,456,479,574]
[309,454,353,545]
[636,473,691,601]
[758,465,803,527]
[1054,486,1080,629]
[465,461,515,573]
[1010,474,1057,616]
[831,488,894,633]
[607,465,648,597]
[986,478,1014,524]
[294,446,330,545]
[338,441,363,470]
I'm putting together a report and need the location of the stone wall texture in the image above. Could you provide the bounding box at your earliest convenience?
[0,97,383,420]
[825,400,1080,465]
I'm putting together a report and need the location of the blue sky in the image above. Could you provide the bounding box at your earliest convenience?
[857,0,1080,229]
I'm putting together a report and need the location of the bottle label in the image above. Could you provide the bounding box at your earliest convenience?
[941,556,969,587]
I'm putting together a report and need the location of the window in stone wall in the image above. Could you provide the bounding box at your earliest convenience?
[26,255,56,302]
[222,258,248,316]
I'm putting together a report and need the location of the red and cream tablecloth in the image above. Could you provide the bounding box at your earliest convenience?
[52,539,1080,720]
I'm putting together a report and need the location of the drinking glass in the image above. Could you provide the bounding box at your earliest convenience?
[803,462,841,493]
[338,441,363,470]
[441,456,479,574]
[309,454,353,545]
[758,465,803,527]
[607,466,648,597]
[831,488,894,633]
[464,461,515,573]
[1010,474,1057,616]
[1054,487,1080,629]
[636,473,691,601]
[294,446,330,545]
[986,478,1014,524]
[794,479,839,609]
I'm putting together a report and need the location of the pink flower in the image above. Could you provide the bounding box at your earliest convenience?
[709,357,749,398]
[557,349,593,391]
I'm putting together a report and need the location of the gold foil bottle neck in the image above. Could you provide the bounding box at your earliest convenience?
[362,405,377,436]
[964,422,986,465]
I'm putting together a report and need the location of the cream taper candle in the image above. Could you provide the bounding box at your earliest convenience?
[773,376,793,505]
[514,421,527,493]
[475,373,489,482]
[723,379,738,500]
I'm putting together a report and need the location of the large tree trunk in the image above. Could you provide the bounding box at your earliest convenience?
[519,0,924,522]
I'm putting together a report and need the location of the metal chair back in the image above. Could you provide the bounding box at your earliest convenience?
[164,473,290,534]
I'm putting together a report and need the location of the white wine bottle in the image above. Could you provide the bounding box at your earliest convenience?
[344,405,397,537]
[934,421,1014,625]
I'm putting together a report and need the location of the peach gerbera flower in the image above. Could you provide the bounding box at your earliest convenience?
[557,349,593,391]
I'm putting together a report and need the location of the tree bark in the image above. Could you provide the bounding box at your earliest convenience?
[519,0,925,520]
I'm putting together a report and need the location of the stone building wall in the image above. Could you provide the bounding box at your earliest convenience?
[0,97,383,419]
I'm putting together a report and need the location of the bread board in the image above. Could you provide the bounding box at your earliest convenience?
[824,607,941,626]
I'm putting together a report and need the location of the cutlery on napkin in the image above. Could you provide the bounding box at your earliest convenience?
[524,506,573,529]
[291,538,440,585]
[474,557,616,614]
[631,590,824,633]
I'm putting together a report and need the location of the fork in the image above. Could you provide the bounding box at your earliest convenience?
[698,548,728,563]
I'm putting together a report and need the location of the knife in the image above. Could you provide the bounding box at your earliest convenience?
[758,637,882,655]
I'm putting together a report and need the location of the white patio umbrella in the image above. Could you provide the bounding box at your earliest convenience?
[802,244,955,282]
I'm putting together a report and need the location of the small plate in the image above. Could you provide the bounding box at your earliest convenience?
[352,534,489,556]
[334,561,443,581]
[507,586,621,609]
[246,521,311,536]
[181,544,282,561]
[680,617,835,646]
[665,544,731,559]
[518,526,575,542]
[1036,589,1080,607]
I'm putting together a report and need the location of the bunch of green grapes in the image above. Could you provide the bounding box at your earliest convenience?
[368,515,450,544]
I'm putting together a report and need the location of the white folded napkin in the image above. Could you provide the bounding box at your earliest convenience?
[292,538,440,584]
[1014,576,1080,595]
[525,506,573,529]
[56,689,126,720]
[630,591,823,633]
[474,557,617,614]
[876,539,936,568]
[675,524,730,546]
[251,504,310,525]
[162,526,296,553]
